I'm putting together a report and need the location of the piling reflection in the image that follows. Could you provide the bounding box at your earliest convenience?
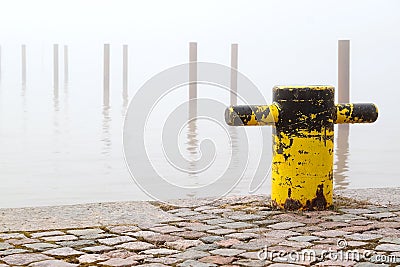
[226,126,241,195]
[0,45,2,82]
[229,127,239,168]
[64,45,68,84]
[63,79,70,138]
[186,117,198,171]
[186,106,198,197]
[334,125,350,190]
[101,105,112,158]
[103,44,110,107]
[52,82,61,160]
[122,44,128,116]
[21,82,27,136]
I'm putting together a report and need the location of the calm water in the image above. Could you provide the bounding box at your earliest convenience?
[0,43,399,208]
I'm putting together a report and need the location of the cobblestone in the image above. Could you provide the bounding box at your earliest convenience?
[0,248,28,256]
[66,228,104,236]
[364,212,397,220]
[143,248,180,256]
[30,231,65,238]
[210,248,245,257]
[165,239,203,250]
[0,242,13,250]
[192,243,218,251]
[206,228,236,235]
[345,233,383,241]
[23,242,59,251]
[98,235,135,246]
[267,221,305,230]
[77,253,110,263]
[116,241,155,251]
[225,232,259,241]
[375,243,400,251]
[287,235,321,242]
[144,256,180,265]
[200,236,224,244]
[379,237,400,244]
[172,230,207,239]
[81,245,114,253]
[220,222,254,229]
[199,255,235,265]
[312,229,351,237]
[98,257,138,266]
[2,253,52,265]
[29,260,78,267]
[7,238,40,245]
[0,233,26,239]
[107,225,141,234]
[174,249,210,260]
[55,239,95,247]
[1,193,400,266]
[43,247,84,256]
[178,259,216,267]
[41,235,77,242]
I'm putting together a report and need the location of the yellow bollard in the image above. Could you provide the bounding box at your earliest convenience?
[225,85,378,210]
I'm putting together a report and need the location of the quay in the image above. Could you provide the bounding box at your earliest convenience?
[1,189,400,266]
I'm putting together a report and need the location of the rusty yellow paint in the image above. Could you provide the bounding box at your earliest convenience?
[271,129,333,210]
[335,103,378,124]
[336,103,354,123]
[225,104,279,126]
[258,104,280,125]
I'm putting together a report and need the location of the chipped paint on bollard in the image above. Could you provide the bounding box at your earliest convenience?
[225,85,378,211]
[335,103,378,124]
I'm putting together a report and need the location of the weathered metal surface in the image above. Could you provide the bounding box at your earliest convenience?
[271,86,335,211]
[225,104,279,126]
[335,103,378,124]
[225,85,378,211]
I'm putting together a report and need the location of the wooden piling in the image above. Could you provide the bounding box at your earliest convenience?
[338,40,350,103]
[189,42,197,120]
[103,44,110,106]
[230,44,238,106]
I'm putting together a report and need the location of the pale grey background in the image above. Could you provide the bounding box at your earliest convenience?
[0,0,398,207]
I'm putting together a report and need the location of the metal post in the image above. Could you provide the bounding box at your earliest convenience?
[103,44,110,106]
[226,85,378,210]
[189,42,197,120]
[230,44,238,106]
[338,40,350,103]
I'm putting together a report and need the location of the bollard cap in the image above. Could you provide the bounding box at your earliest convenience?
[273,85,335,102]
[273,85,334,90]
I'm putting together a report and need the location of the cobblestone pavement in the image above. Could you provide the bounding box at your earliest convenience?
[1,194,400,266]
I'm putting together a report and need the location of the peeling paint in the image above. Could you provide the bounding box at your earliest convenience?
[225,85,378,210]
[335,103,378,124]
